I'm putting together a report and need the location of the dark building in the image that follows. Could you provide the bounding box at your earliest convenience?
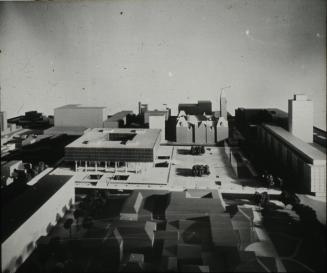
[178,100,212,115]
[7,111,52,130]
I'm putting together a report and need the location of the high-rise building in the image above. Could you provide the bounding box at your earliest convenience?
[220,90,227,120]
[288,94,313,143]
[0,111,7,132]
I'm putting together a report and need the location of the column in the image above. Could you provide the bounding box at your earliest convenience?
[115,162,117,172]
[125,163,127,173]
[75,161,77,172]
[95,161,98,172]
[105,161,107,172]
[85,161,88,172]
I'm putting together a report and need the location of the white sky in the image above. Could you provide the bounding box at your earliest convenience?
[0,0,325,129]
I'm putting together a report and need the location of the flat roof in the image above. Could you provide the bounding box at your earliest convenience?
[262,124,326,165]
[55,104,106,110]
[43,126,88,136]
[145,110,167,116]
[65,128,161,149]
[106,111,133,122]
[1,174,72,242]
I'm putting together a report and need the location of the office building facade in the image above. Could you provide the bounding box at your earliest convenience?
[65,128,161,172]
[258,124,326,196]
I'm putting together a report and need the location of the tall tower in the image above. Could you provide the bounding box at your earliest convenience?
[288,94,313,142]
[138,102,142,115]
[220,89,227,119]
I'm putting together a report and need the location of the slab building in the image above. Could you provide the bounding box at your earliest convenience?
[54,104,107,128]
[258,124,326,196]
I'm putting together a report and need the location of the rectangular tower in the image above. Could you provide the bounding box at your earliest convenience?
[220,91,227,119]
[288,94,313,143]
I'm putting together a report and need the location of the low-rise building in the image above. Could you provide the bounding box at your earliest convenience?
[149,113,166,143]
[65,128,161,173]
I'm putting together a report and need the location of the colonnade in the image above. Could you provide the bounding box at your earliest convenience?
[74,160,152,174]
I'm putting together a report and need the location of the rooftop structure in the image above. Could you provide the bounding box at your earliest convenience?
[54,104,107,128]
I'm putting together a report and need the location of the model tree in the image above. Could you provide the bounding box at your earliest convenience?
[63,218,74,239]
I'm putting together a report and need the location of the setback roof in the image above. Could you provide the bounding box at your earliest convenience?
[262,124,326,165]
[1,174,72,243]
[65,128,161,149]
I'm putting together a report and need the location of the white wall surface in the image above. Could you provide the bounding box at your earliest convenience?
[54,107,106,128]
[149,115,165,142]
